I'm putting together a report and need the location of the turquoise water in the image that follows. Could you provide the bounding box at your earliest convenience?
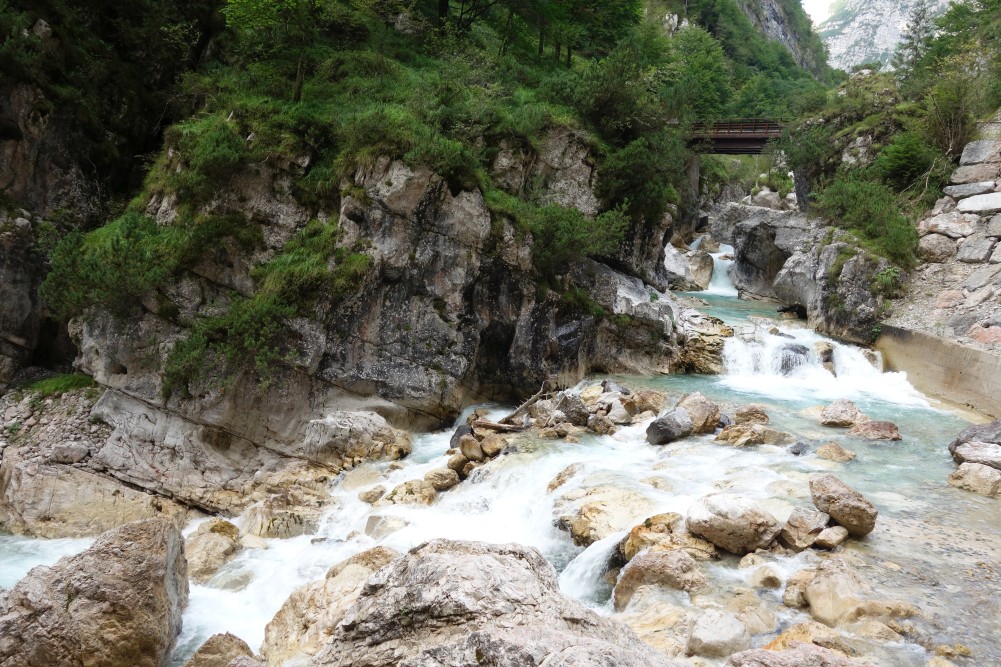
[2,286,999,666]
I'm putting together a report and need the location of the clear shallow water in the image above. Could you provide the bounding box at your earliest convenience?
[3,275,1000,665]
[0,533,92,588]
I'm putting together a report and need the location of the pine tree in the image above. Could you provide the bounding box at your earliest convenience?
[892,0,935,76]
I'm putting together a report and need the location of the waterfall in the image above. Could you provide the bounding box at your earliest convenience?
[704,244,738,297]
[721,324,928,406]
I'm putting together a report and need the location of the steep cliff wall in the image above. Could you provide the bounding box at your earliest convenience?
[819,0,950,71]
[737,0,826,73]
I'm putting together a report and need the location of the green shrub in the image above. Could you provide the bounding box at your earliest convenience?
[872,131,942,190]
[23,373,95,397]
[815,172,918,267]
[41,210,258,319]
[597,131,685,223]
[529,205,630,277]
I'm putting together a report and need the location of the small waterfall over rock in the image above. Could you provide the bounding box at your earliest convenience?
[705,243,738,297]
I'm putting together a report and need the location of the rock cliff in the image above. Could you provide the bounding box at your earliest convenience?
[818,0,951,71]
[711,202,892,343]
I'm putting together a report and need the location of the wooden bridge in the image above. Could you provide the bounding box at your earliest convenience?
[689,119,785,154]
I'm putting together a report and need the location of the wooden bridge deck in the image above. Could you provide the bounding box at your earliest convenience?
[690,119,785,155]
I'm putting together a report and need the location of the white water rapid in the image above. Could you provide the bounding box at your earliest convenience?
[3,252,1000,666]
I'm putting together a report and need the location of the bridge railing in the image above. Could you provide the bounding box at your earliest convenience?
[690,119,785,140]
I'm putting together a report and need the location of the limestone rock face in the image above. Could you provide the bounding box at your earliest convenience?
[0,518,188,667]
[69,148,724,519]
[0,453,188,538]
[261,547,399,666]
[183,633,254,667]
[306,540,678,667]
[686,494,781,554]
[243,488,334,539]
[810,474,878,537]
[613,550,706,610]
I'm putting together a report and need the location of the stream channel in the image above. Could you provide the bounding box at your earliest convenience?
[2,250,999,666]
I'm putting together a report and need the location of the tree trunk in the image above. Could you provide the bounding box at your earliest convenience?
[499,7,514,56]
[438,0,449,25]
[538,19,546,55]
[566,45,571,68]
[293,57,305,103]
[555,41,561,60]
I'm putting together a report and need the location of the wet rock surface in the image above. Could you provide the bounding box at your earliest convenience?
[304,540,680,667]
[0,518,188,667]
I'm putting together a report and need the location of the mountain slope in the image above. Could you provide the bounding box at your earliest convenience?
[819,0,950,71]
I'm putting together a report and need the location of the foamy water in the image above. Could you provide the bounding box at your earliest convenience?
[3,261,999,666]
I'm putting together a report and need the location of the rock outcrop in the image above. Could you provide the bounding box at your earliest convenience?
[712,203,890,342]
[261,547,400,666]
[0,389,189,537]
[0,518,188,667]
[63,149,729,519]
[293,540,678,666]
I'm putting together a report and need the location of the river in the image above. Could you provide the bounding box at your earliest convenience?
[2,252,999,666]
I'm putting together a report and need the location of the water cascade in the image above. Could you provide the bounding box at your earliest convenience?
[3,245,1000,666]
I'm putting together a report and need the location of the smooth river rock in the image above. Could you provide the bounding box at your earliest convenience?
[686,493,781,554]
[948,462,1001,498]
[686,609,751,658]
[727,644,878,666]
[820,399,867,427]
[676,392,721,434]
[646,408,694,445]
[810,474,878,537]
[951,440,1001,471]
[307,540,680,667]
[0,518,188,667]
[613,549,706,610]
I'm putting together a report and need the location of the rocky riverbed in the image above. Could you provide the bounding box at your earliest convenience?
[2,289,998,667]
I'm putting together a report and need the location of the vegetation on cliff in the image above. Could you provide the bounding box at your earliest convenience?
[23,0,829,392]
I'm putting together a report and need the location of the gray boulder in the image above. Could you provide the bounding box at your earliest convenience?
[686,609,750,658]
[686,493,781,554]
[918,233,956,263]
[960,139,1001,165]
[809,474,878,537]
[0,518,188,667]
[646,409,694,445]
[951,441,1001,471]
[309,540,679,666]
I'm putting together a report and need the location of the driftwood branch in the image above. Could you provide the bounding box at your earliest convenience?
[471,419,526,433]
[499,383,548,425]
